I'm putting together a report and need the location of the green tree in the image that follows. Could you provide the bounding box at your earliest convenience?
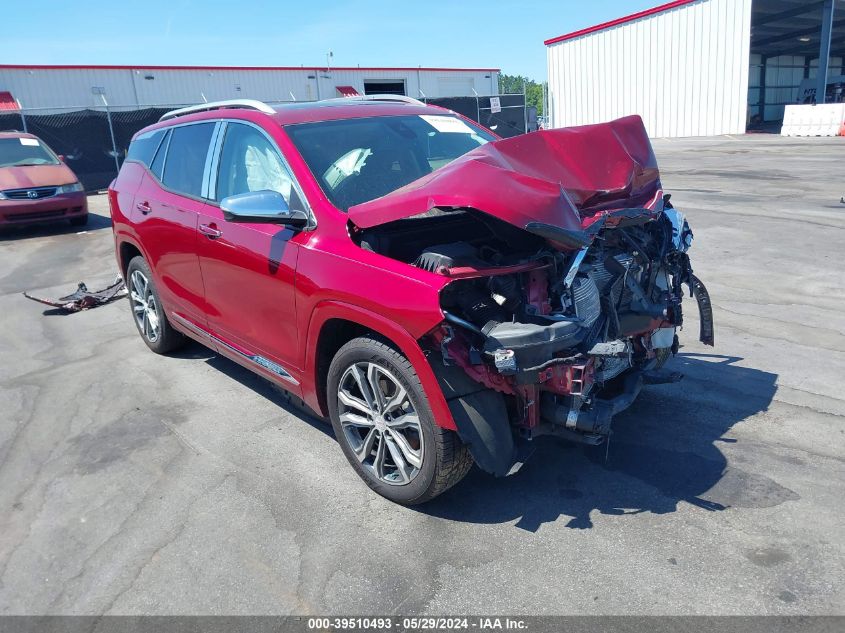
[498,73,547,117]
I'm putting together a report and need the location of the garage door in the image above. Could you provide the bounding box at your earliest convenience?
[437,76,475,97]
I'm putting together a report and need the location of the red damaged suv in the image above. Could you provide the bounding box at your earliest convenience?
[0,131,88,228]
[109,96,713,504]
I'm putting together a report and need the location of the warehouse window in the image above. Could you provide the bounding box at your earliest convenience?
[363,80,405,96]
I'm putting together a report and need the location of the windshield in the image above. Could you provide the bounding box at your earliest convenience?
[285,114,495,210]
[0,137,60,168]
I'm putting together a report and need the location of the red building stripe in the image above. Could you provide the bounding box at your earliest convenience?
[544,0,699,46]
[0,64,499,73]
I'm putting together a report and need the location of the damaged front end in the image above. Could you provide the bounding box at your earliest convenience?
[348,115,715,476]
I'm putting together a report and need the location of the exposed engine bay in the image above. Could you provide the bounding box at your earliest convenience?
[347,115,715,476]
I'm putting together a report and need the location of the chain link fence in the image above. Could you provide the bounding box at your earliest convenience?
[425,94,531,138]
[1,106,171,191]
[1,95,529,192]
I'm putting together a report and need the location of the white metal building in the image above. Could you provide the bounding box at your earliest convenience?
[545,0,845,137]
[0,65,500,112]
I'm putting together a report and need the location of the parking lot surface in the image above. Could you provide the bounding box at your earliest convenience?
[1,135,843,615]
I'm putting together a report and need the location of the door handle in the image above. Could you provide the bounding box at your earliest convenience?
[199,223,223,239]
[135,201,152,215]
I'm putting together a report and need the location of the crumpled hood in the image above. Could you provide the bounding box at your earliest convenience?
[348,115,660,234]
[0,164,77,190]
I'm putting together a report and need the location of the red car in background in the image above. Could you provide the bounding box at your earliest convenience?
[0,131,88,228]
[109,97,713,504]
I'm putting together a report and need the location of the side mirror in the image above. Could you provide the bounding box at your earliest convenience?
[220,190,309,228]
[58,155,66,163]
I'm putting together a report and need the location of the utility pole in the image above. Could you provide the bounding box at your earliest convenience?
[95,89,120,175]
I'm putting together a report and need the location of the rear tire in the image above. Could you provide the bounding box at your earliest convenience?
[655,347,672,369]
[126,256,185,354]
[69,214,88,227]
[327,335,472,504]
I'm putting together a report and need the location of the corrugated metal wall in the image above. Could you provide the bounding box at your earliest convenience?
[546,0,753,137]
[0,67,499,111]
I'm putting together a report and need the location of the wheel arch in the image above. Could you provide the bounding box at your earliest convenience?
[304,301,456,431]
[116,234,150,280]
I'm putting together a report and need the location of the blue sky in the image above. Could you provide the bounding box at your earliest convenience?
[0,0,659,80]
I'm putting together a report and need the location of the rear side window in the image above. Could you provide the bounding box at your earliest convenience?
[126,129,166,168]
[150,129,170,180]
[161,123,215,198]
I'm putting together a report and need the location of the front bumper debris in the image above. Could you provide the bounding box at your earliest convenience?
[24,275,127,313]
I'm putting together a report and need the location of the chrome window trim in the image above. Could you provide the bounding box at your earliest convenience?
[206,121,228,202]
[157,129,172,181]
[212,118,316,230]
[200,122,224,200]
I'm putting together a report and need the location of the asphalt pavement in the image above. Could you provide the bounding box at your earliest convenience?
[0,135,843,615]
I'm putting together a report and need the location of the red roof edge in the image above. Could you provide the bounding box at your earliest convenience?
[0,64,499,73]
[0,91,19,111]
[544,0,699,46]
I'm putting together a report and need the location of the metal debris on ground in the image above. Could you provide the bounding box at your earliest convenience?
[24,275,127,313]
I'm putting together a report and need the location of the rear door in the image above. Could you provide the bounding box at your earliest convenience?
[131,121,218,324]
[196,120,308,386]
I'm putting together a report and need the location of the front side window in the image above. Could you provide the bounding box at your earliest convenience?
[215,123,294,205]
[0,137,60,168]
[161,122,215,198]
[285,114,494,210]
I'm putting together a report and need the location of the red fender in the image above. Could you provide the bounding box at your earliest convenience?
[302,300,456,431]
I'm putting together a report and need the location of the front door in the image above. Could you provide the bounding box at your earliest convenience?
[197,121,307,386]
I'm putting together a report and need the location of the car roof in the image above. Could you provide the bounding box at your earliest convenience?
[268,100,449,125]
[0,131,37,140]
[140,99,454,136]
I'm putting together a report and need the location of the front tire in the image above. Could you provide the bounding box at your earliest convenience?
[126,256,185,354]
[327,336,472,504]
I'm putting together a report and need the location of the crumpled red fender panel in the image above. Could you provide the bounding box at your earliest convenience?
[347,115,661,231]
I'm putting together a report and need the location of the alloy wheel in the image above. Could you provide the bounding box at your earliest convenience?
[337,362,424,486]
[129,270,161,343]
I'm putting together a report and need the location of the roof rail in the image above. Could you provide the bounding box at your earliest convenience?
[159,99,276,122]
[321,94,427,106]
